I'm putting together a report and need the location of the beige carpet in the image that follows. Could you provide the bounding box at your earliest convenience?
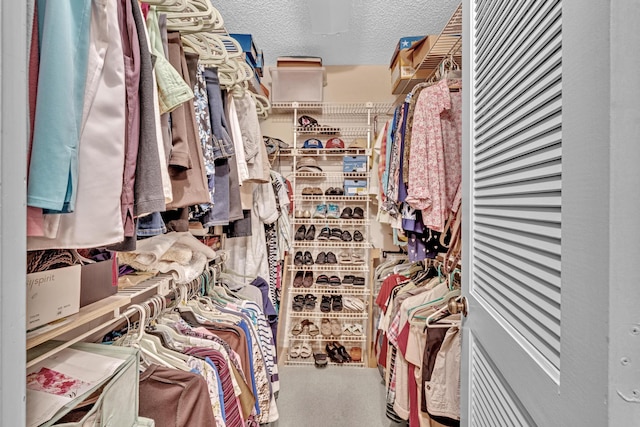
[270,366,407,427]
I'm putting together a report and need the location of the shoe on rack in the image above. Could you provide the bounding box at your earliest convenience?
[329,228,343,241]
[325,343,345,363]
[303,271,314,288]
[326,204,340,219]
[332,294,343,311]
[352,206,364,219]
[320,295,332,313]
[317,227,331,241]
[294,225,307,241]
[295,209,305,218]
[303,251,314,265]
[340,207,353,219]
[304,293,317,310]
[316,274,329,285]
[352,276,365,286]
[303,210,312,218]
[351,253,365,264]
[341,230,352,242]
[329,275,342,286]
[313,204,327,218]
[353,230,364,242]
[334,342,352,362]
[293,270,304,287]
[342,274,355,284]
[305,224,316,240]
[338,252,351,264]
[302,187,316,195]
[315,251,327,264]
[325,251,338,264]
[294,251,304,265]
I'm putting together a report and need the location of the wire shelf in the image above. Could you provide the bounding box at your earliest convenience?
[280,148,371,157]
[294,172,369,179]
[284,359,367,367]
[292,218,369,226]
[295,126,370,137]
[270,101,394,115]
[289,286,369,296]
[288,265,369,272]
[294,195,370,202]
[291,241,371,249]
[288,311,368,319]
[286,335,367,343]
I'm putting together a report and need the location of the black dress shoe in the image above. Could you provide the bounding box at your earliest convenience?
[315,251,327,264]
[352,207,364,219]
[294,225,306,241]
[353,230,364,242]
[341,230,352,242]
[325,251,337,264]
[303,251,314,265]
[294,251,304,265]
[305,224,316,240]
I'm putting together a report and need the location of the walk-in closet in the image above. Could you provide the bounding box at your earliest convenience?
[2,0,640,426]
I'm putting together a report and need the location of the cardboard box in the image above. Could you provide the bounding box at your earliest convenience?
[27,264,81,330]
[390,36,432,95]
[343,155,368,172]
[344,179,368,196]
[80,259,117,308]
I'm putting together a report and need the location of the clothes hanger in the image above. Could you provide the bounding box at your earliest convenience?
[408,288,461,324]
[425,298,463,329]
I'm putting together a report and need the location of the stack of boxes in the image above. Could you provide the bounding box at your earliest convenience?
[229,33,268,97]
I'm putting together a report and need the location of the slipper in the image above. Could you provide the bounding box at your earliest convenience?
[351,207,364,219]
[342,275,355,284]
[308,322,320,336]
[289,342,302,359]
[316,274,329,285]
[351,253,365,264]
[313,352,328,367]
[343,296,365,311]
[348,323,363,336]
[330,319,342,336]
[300,342,313,359]
[338,252,351,264]
[293,271,304,287]
[321,318,331,336]
[342,323,352,336]
[291,321,304,336]
[303,271,314,288]
[329,275,342,286]
[352,276,365,286]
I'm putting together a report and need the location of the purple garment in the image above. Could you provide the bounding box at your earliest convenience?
[251,276,278,340]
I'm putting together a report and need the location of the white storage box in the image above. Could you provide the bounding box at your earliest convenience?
[269,66,326,102]
[27,265,81,331]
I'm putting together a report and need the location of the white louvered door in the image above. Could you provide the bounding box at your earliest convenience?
[462,0,563,425]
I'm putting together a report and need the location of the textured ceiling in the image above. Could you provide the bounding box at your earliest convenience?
[213,0,461,66]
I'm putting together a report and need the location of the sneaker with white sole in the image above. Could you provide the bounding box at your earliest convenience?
[313,204,327,218]
[326,204,340,219]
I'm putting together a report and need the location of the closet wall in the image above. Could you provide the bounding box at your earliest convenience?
[260,65,397,251]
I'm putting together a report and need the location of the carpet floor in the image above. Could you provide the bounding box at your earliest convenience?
[271,366,406,427]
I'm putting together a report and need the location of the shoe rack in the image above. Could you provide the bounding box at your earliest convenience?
[271,102,392,367]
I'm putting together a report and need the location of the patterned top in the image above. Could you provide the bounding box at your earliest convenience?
[406,80,462,232]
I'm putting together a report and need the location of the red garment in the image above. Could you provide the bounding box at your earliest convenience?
[285,178,294,215]
[375,274,409,312]
[398,323,420,427]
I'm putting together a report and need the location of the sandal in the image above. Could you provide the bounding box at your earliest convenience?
[291,320,306,336]
[313,352,328,367]
[331,294,343,312]
[329,275,342,286]
[316,274,329,285]
[338,252,351,264]
[320,318,331,336]
[308,322,320,336]
[348,323,363,336]
[342,323,352,336]
[293,270,304,287]
[320,295,332,313]
[330,319,342,336]
[289,342,302,359]
[325,343,344,363]
[334,342,352,362]
[292,294,305,311]
[304,293,317,310]
[303,271,314,288]
[300,342,313,359]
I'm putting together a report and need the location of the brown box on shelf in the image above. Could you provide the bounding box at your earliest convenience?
[391,54,432,95]
[80,258,117,308]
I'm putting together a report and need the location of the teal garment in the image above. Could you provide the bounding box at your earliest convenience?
[28,1,91,212]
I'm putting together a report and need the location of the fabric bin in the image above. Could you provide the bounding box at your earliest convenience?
[269,67,326,102]
[30,342,145,427]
